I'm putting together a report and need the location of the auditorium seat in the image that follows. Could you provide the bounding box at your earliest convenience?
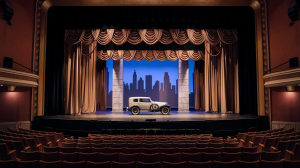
[173,143,186,148]
[139,153,160,163]
[208,147,225,153]
[0,143,17,160]
[286,143,300,160]
[159,148,176,154]
[46,134,61,147]
[282,160,300,168]
[249,136,264,147]
[261,151,281,161]
[258,138,276,152]
[119,153,139,162]
[39,160,63,168]
[20,151,40,161]
[212,161,237,168]
[176,147,193,153]
[36,136,52,148]
[59,147,76,153]
[221,152,241,162]
[62,161,86,168]
[224,147,241,153]
[77,143,91,148]
[123,147,140,154]
[76,147,93,153]
[44,146,60,152]
[141,148,159,154]
[270,141,289,159]
[209,143,224,148]
[86,161,111,168]
[201,152,221,162]
[78,152,99,162]
[11,141,30,159]
[240,152,261,161]
[211,139,223,143]
[196,143,210,148]
[91,143,106,148]
[192,147,208,153]
[224,142,239,148]
[62,142,76,147]
[241,146,257,152]
[287,140,299,151]
[0,160,17,168]
[39,152,60,161]
[128,143,142,148]
[158,143,172,148]
[92,147,108,153]
[162,161,186,168]
[260,160,283,168]
[136,161,161,168]
[16,160,39,168]
[98,152,119,162]
[187,161,212,168]
[236,160,260,168]
[240,134,255,147]
[91,140,102,144]
[59,152,79,162]
[112,161,136,168]
[108,147,124,153]
[2,140,14,151]
[181,152,201,162]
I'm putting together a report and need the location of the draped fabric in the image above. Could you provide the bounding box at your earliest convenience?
[64,43,82,115]
[194,60,205,110]
[81,41,97,114]
[96,50,205,61]
[204,42,239,113]
[96,60,107,110]
[65,29,238,46]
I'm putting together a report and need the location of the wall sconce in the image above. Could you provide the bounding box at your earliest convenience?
[286,85,295,92]
[7,85,16,92]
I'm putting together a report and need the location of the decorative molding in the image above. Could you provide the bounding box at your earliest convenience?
[0,121,31,132]
[256,0,270,118]
[32,0,45,121]
[272,121,300,132]
[0,68,39,87]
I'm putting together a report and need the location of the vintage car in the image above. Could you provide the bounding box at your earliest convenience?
[126,97,171,115]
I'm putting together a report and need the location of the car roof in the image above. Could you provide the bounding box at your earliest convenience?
[129,97,151,99]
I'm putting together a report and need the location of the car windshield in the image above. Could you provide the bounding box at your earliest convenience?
[140,99,151,102]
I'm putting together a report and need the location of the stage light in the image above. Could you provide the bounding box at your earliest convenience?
[286,85,295,92]
[0,84,3,86]
[7,86,16,92]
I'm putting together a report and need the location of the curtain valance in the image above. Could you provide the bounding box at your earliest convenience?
[65,29,237,46]
[97,50,205,61]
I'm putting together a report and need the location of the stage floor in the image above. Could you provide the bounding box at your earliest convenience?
[41,109,259,122]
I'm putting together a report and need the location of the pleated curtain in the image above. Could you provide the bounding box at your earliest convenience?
[64,43,82,115]
[96,60,107,110]
[203,42,239,113]
[194,60,205,110]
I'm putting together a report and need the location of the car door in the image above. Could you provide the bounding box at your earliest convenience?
[139,98,151,111]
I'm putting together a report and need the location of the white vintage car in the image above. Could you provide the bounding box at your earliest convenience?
[126,97,171,115]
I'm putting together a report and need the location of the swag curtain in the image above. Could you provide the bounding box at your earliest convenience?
[64,41,105,115]
[203,42,239,113]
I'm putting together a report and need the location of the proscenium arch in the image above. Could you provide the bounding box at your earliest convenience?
[33,0,268,119]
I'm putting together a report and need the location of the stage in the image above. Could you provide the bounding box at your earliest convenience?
[41,109,259,122]
[34,109,269,138]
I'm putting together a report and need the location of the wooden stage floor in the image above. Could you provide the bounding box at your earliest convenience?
[41,109,259,122]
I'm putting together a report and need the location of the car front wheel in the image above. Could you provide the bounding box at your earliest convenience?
[131,107,140,115]
[161,107,170,115]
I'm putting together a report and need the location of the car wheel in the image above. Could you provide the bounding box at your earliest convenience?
[131,107,140,115]
[161,107,170,115]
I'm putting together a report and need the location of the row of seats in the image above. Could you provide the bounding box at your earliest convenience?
[16,151,291,162]
[1,160,299,168]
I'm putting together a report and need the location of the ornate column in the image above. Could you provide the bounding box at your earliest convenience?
[178,60,189,112]
[112,59,123,112]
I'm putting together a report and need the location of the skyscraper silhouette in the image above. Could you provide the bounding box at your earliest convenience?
[138,77,144,92]
[133,70,137,91]
[145,75,152,93]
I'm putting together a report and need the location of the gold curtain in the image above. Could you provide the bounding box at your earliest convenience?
[64,43,82,115]
[81,41,97,114]
[194,60,205,110]
[96,60,107,110]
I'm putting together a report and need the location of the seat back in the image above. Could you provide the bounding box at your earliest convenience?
[253,136,264,147]
[59,152,79,162]
[187,161,212,168]
[40,152,60,161]
[78,152,99,162]
[161,161,186,168]
[261,151,281,161]
[141,148,159,154]
[60,147,76,153]
[196,143,209,148]
[192,147,208,153]
[237,133,247,142]
[76,147,92,153]
[36,136,48,146]
[136,161,161,168]
[292,143,300,160]
[160,153,181,163]
[181,152,201,162]
[201,152,221,162]
[241,152,260,162]
[39,160,63,168]
[263,138,276,152]
[98,152,119,162]
[236,160,260,168]
[44,146,60,152]
[17,160,39,168]
[288,140,299,151]
[224,147,241,153]
[119,153,139,163]
[0,160,17,168]
[86,161,111,168]
[282,160,300,168]
[2,140,14,150]
[260,160,283,168]
[208,147,224,153]
[212,161,237,168]
[244,135,255,147]
[54,133,64,142]
[0,143,11,160]
[62,161,86,168]
[276,141,289,159]
[21,151,40,161]
[221,152,241,162]
[139,153,160,163]
[46,134,58,147]
[159,148,176,154]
